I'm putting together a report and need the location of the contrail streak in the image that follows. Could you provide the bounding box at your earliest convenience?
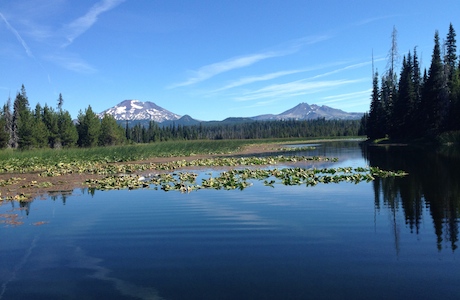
[0,12,54,86]
[0,12,34,58]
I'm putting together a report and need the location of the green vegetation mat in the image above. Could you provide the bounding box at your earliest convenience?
[85,166,407,192]
[0,139,407,201]
[0,140,256,173]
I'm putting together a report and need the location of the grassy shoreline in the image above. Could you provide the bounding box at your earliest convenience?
[1,137,391,202]
[0,137,364,172]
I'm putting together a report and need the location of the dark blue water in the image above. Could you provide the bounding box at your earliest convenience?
[1,141,459,300]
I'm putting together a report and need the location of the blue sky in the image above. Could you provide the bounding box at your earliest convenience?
[1,0,459,121]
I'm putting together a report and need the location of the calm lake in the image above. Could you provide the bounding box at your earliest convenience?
[1,141,460,300]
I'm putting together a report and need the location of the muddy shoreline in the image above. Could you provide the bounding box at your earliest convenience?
[0,143,282,201]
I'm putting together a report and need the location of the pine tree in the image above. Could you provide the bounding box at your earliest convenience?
[17,110,34,149]
[387,26,400,83]
[359,113,368,136]
[411,47,423,136]
[3,97,13,148]
[367,71,386,139]
[377,27,400,137]
[385,26,399,129]
[380,75,393,135]
[54,93,77,148]
[412,47,422,103]
[444,24,460,131]
[12,85,29,148]
[445,23,457,81]
[13,85,38,149]
[57,93,64,111]
[58,110,78,147]
[393,53,416,138]
[0,109,9,148]
[42,104,60,148]
[32,103,48,148]
[422,31,448,135]
[125,120,131,141]
[76,105,101,147]
[99,114,125,146]
[451,66,460,130]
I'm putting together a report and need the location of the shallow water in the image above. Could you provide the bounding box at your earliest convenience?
[1,141,459,299]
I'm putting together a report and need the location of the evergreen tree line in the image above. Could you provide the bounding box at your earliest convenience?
[0,85,125,149]
[361,24,460,140]
[0,85,361,150]
[125,118,361,143]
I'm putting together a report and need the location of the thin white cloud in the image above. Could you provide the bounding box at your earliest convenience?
[309,60,382,80]
[21,20,55,42]
[46,53,97,74]
[62,0,125,47]
[235,78,367,102]
[0,11,34,57]
[0,11,55,84]
[354,15,401,27]
[169,51,288,88]
[321,89,372,104]
[212,60,348,93]
[319,89,373,112]
[170,34,332,89]
[288,35,331,49]
[214,69,306,92]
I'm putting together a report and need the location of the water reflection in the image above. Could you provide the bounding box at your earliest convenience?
[2,141,460,299]
[362,144,460,251]
[0,235,39,299]
[71,246,164,300]
[3,141,459,255]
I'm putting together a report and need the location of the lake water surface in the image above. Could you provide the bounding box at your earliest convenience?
[1,141,459,299]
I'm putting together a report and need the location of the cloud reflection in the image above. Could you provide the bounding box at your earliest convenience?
[72,246,165,300]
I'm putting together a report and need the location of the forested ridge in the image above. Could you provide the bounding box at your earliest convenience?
[125,118,360,143]
[361,24,460,142]
[0,85,361,149]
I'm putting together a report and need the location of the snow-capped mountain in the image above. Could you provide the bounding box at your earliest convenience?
[98,100,362,126]
[98,100,181,122]
[252,103,362,121]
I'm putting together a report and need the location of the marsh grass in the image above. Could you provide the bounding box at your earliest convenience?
[0,139,272,173]
[0,138,366,174]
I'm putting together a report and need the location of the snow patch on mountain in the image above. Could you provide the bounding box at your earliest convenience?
[98,100,362,124]
[98,100,181,122]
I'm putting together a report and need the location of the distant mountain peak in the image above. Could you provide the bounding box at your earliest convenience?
[98,100,362,127]
[98,100,181,122]
[252,102,362,121]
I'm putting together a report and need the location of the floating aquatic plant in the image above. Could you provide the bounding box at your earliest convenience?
[32,155,335,177]
[21,181,53,188]
[0,177,25,187]
[84,166,407,192]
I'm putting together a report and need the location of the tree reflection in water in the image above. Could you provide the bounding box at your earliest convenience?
[362,144,460,251]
